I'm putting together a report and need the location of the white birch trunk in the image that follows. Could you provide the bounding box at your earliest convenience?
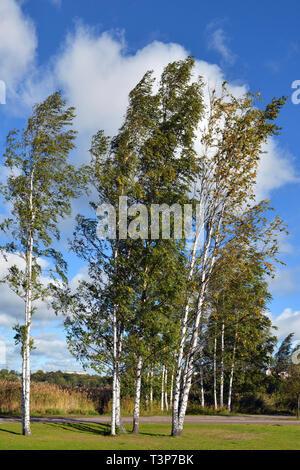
[150,367,153,409]
[220,321,225,409]
[199,355,205,408]
[171,201,224,435]
[132,355,143,433]
[145,371,149,410]
[213,330,218,410]
[199,320,205,408]
[161,365,165,411]
[176,221,217,434]
[115,334,126,433]
[110,303,118,436]
[164,368,168,411]
[169,369,174,409]
[228,319,238,412]
[22,172,34,436]
[171,207,205,435]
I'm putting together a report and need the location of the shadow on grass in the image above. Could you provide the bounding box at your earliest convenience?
[138,431,167,437]
[48,422,168,438]
[0,427,21,435]
[48,422,111,436]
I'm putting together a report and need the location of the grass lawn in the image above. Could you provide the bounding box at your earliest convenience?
[0,422,299,450]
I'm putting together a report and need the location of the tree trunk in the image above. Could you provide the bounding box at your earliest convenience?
[169,369,174,409]
[171,210,205,436]
[228,318,238,412]
[199,320,205,408]
[150,367,153,409]
[220,321,225,409]
[132,355,143,433]
[172,211,219,436]
[22,175,34,436]
[161,365,165,411]
[145,370,149,410]
[110,304,118,436]
[213,330,218,411]
[164,368,168,411]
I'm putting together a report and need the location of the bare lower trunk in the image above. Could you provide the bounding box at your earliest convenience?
[132,355,143,433]
[172,210,205,436]
[220,321,225,409]
[22,327,31,436]
[169,369,174,409]
[111,304,118,436]
[164,368,168,411]
[199,321,205,408]
[228,319,238,412]
[199,362,205,408]
[22,224,33,436]
[213,328,218,410]
[161,365,165,411]
[145,371,149,410]
[115,355,126,433]
[177,259,218,433]
[150,367,153,409]
[172,211,219,436]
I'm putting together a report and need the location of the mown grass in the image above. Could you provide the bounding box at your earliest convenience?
[0,422,299,450]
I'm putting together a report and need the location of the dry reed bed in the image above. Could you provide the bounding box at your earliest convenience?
[0,380,98,414]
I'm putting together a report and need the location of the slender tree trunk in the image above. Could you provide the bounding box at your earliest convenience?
[145,370,149,410]
[111,304,118,436]
[171,208,205,436]
[220,321,225,409]
[23,260,32,437]
[22,173,34,437]
[150,367,153,409]
[161,365,165,411]
[213,328,218,411]
[164,368,168,411]
[172,210,220,436]
[115,333,126,433]
[200,368,205,408]
[228,318,238,412]
[199,320,205,408]
[111,241,121,436]
[115,364,121,428]
[177,256,217,433]
[169,369,174,409]
[132,355,143,433]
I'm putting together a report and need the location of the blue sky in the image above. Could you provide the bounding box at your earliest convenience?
[0,0,300,372]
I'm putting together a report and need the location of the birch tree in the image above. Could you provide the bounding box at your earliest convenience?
[172,89,287,435]
[54,58,204,435]
[0,92,84,435]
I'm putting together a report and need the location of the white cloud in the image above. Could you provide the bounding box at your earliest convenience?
[3,12,295,199]
[69,265,89,291]
[256,139,298,201]
[33,333,71,360]
[0,252,56,328]
[0,332,76,371]
[0,0,37,90]
[53,27,188,149]
[269,267,300,296]
[270,308,300,342]
[276,231,296,255]
[206,22,236,65]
